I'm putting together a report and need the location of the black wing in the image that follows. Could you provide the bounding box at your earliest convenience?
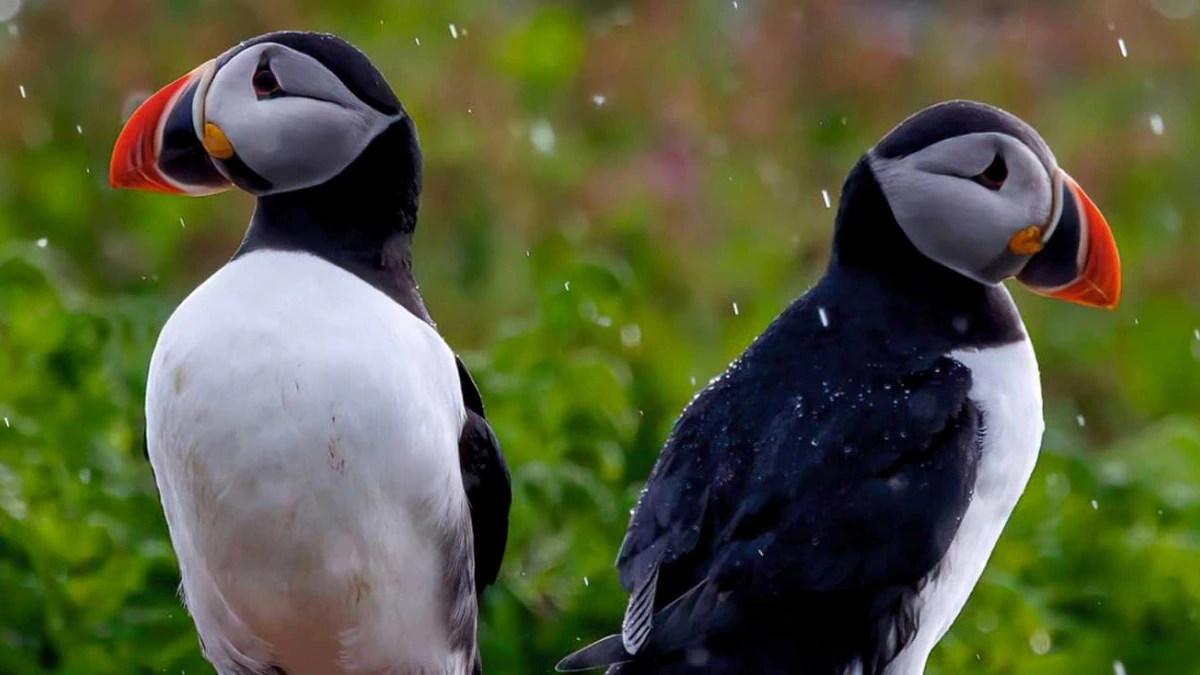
[560,289,982,673]
[456,357,511,596]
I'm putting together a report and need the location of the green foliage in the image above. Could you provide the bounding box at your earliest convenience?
[2,1,1200,673]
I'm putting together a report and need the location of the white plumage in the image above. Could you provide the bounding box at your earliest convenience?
[888,288,1044,674]
[145,249,472,675]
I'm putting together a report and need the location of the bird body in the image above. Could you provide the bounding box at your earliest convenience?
[559,101,1120,674]
[147,250,473,674]
[112,32,510,675]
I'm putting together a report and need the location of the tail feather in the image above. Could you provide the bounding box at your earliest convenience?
[558,579,733,673]
[556,634,630,672]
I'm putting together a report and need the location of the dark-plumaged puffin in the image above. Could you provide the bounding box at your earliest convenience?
[558,100,1120,675]
[109,32,511,675]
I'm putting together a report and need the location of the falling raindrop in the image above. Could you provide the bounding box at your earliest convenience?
[35,237,47,248]
[1193,328,1199,340]
[583,576,589,587]
[1113,660,1127,675]
[1152,0,1200,18]
[180,217,186,228]
[1076,415,1086,427]
[2,417,9,428]
[0,0,20,23]
[1117,38,1128,57]
[591,94,606,107]
[818,307,830,328]
[732,0,738,7]
[1091,499,1099,510]
[18,84,26,99]
[1149,114,1165,135]
[1029,631,1051,655]
[621,324,642,348]
[564,281,571,292]
[449,23,458,39]
[530,119,556,154]
[821,189,831,209]
[414,37,421,46]
[75,124,83,135]
[732,302,740,316]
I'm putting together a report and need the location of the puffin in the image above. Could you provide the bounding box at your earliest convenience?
[109,32,511,675]
[558,100,1120,675]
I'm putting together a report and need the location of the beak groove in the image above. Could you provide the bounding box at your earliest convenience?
[109,60,230,196]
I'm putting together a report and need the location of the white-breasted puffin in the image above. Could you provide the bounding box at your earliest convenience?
[109,32,511,675]
[558,101,1120,675]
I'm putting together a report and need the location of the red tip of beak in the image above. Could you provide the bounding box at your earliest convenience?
[109,69,200,194]
[1047,175,1122,309]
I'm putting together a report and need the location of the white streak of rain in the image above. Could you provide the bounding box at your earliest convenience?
[530,119,556,154]
[1029,631,1051,655]
[0,0,21,23]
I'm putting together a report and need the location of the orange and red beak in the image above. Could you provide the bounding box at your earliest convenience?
[110,60,231,196]
[1017,171,1121,309]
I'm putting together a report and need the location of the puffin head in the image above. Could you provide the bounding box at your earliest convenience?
[109,31,416,213]
[841,100,1120,309]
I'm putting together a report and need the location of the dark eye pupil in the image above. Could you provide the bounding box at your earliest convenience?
[253,68,279,95]
[978,154,1008,188]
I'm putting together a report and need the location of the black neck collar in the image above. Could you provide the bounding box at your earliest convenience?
[233,119,431,323]
[826,157,1025,348]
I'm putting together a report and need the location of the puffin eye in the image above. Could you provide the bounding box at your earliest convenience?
[974,154,1008,190]
[252,62,282,97]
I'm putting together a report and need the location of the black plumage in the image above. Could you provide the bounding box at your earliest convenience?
[559,155,1026,675]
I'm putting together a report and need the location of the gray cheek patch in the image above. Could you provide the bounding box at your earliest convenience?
[868,133,1055,285]
[204,44,400,195]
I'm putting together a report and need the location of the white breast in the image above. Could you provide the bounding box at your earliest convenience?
[887,308,1044,674]
[145,250,471,675]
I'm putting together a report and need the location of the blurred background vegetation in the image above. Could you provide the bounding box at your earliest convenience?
[1,0,1199,673]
